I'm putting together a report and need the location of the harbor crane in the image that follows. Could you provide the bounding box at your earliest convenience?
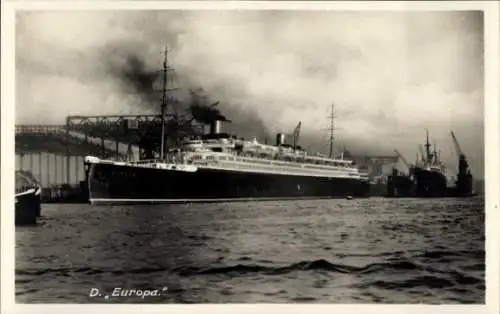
[394,149,411,171]
[285,121,301,149]
[450,131,465,158]
[450,130,474,195]
[293,121,301,149]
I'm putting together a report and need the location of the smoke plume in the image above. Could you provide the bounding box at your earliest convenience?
[15,10,484,177]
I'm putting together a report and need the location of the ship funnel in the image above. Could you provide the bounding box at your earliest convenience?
[276,133,285,146]
[210,120,221,134]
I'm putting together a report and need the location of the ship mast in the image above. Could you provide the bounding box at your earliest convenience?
[433,141,438,163]
[159,46,177,160]
[160,47,167,160]
[424,128,432,164]
[328,103,336,158]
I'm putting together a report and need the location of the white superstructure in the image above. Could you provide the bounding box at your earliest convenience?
[86,135,368,180]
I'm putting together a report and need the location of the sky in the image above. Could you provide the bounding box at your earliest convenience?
[15,10,484,178]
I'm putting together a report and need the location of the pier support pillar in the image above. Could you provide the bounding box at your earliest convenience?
[115,139,119,160]
[54,155,58,185]
[39,152,43,186]
[100,137,105,158]
[19,153,24,170]
[65,118,71,185]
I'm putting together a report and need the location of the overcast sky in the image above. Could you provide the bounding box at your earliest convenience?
[15,10,484,178]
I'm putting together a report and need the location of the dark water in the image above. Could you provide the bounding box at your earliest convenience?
[16,197,485,303]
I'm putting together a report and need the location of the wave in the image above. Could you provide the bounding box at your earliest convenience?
[173,259,424,276]
[335,249,484,259]
[17,257,482,285]
[16,266,168,277]
[16,252,485,290]
[418,249,484,260]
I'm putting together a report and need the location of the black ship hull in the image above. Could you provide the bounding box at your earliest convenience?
[15,187,41,225]
[413,168,448,197]
[368,182,386,197]
[386,174,414,197]
[85,161,371,204]
[383,170,476,198]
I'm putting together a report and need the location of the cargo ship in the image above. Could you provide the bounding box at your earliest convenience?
[385,130,476,198]
[15,170,41,225]
[367,176,388,197]
[352,154,413,197]
[386,168,414,197]
[83,50,371,204]
[409,130,449,197]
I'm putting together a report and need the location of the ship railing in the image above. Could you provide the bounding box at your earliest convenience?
[176,150,360,175]
[130,159,162,165]
[224,155,358,173]
[191,148,359,170]
[242,152,354,167]
[196,151,353,170]
[192,158,361,178]
[124,153,362,178]
[302,162,356,172]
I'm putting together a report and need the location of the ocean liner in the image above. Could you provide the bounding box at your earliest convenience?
[83,50,370,204]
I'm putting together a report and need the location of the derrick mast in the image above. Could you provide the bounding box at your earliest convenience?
[451,131,473,195]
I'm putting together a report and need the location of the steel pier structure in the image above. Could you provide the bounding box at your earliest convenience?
[15,113,198,202]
